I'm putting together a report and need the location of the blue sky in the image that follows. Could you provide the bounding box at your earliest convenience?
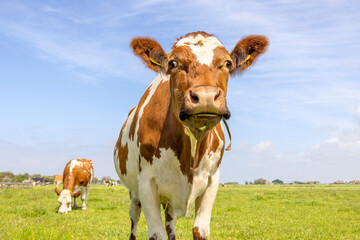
[1,0,360,183]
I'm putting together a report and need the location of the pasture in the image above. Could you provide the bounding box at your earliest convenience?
[1,184,360,239]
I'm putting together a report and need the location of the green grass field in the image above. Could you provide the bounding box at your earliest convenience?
[1,184,360,239]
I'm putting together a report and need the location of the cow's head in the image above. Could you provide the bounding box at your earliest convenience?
[55,188,72,214]
[131,31,268,138]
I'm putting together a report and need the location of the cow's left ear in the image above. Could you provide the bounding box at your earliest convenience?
[130,37,168,73]
[230,35,269,75]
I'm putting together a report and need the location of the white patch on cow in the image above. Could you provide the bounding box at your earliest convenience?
[69,159,83,178]
[176,35,223,66]
[58,189,72,214]
[139,148,189,218]
[184,127,197,158]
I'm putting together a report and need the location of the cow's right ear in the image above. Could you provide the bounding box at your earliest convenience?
[55,188,61,195]
[230,35,268,75]
[130,37,168,73]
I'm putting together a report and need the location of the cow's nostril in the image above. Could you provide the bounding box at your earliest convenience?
[214,90,221,101]
[190,91,199,103]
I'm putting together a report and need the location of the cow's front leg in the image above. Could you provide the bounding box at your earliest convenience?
[81,187,89,210]
[72,197,77,210]
[193,168,220,240]
[165,204,177,240]
[139,175,166,240]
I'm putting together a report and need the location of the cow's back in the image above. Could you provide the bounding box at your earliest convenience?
[63,159,94,187]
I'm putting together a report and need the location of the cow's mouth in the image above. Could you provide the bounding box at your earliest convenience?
[180,111,231,121]
[179,111,231,131]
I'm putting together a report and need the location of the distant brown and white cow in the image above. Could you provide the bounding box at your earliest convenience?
[55,158,94,214]
[114,31,268,239]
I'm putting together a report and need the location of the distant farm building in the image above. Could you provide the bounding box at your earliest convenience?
[272,179,284,184]
[31,178,44,183]
[307,181,320,185]
[351,180,360,184]
[334,180,345,184]
[54,175,63,185]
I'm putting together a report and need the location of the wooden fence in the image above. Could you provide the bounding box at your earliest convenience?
[0,182,33,189]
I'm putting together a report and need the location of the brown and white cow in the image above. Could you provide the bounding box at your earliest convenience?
[55,158,94,214]
[114,31,268,239]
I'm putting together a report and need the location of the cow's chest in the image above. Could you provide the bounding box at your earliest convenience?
[138,143,223,216]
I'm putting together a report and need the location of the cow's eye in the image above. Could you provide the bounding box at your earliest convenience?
[225,60,232,69]
[168,60,177,69]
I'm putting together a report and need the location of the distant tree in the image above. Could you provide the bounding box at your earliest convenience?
[272,179,284,185]
[0,172,15,181]
[101,176,112,181]
[93,177,99,183]
[2,176,12,182]
[13,173,30,182]
[249,182,254,185]
[31,174,42,178]
[245,181,249,185]
[44,176,54,183]
[254,178,267,185]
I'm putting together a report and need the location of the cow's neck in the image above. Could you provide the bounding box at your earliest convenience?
[63,176,75,191]
[165,100,211,177]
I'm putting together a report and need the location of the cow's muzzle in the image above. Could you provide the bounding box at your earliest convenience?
[179,85,230,131]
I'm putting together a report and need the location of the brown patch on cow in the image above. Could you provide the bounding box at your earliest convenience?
[165,206,173,223]
[214,124,225,167]
[131,219,135,231]
[149,234,159,240]
[166,225,172,238]
[193,227,201,240]
[138,155,142,172]
[117,143,128,175]
[165,224,171,234]
[165,205,176,239]
[137,81,171,164]
[114,107,135,175]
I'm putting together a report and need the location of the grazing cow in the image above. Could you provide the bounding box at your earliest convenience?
[114,31,268,239]
[55,158,94,214]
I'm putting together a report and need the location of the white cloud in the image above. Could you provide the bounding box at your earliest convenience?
[251,141,273,153]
